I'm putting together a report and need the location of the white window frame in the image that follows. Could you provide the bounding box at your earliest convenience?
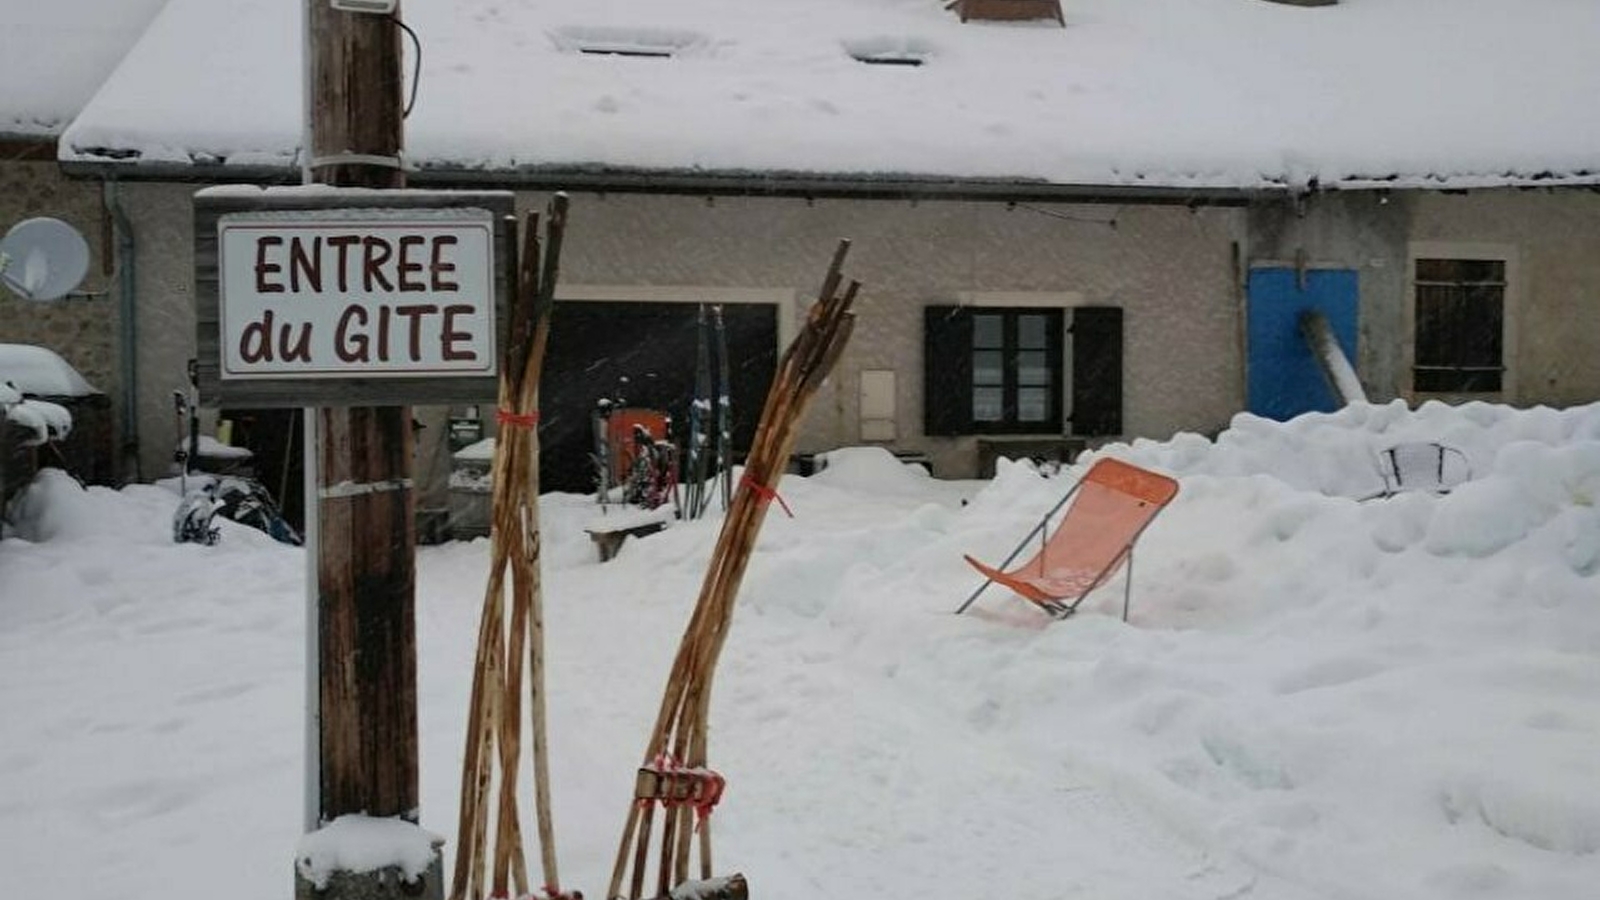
[955,290,1084,430]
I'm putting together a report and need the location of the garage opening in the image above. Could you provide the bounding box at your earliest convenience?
[537,300,779,494]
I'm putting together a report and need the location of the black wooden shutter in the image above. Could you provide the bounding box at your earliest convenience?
[1070,306,1122,436]
[924,305,973,436]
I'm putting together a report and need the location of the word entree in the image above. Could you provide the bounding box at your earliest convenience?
[220,220,496,377]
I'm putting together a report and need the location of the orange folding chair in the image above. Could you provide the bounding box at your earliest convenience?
[957,457,1179,621]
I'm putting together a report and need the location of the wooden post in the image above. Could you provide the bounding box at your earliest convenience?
[305,0,418,827]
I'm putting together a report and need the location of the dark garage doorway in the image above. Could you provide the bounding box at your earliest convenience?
[538,300,779,494]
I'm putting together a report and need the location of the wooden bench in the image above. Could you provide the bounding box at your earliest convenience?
[585,519,668,562]
[946,0,1065,26]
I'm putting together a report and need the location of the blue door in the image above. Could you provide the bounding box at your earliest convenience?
[1246,267,1359,421]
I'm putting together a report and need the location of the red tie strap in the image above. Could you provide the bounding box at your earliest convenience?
[495,409,540,429]
[691,769,727,831]
[635,754,727,830]
[739,473,794,518]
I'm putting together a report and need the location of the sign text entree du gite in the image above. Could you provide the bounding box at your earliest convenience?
[221,213,494,376]
[196,191,514,407]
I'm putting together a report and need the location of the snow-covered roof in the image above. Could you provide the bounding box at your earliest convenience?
[0,0,169,140]
[0,344,102,397]
[58,0,1600,191]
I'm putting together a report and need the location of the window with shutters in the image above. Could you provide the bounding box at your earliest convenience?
[972,309,1060,430]
[926,305,1123,436]
[1412,257,1505,393]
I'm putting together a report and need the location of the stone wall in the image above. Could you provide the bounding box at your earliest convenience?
[0,160,123,475]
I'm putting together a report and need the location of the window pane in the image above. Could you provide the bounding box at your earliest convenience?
[1414,285,1457,367]
[1017,387,1049,422]
[1416,369,1502,392]
[1461,260,1505,283]
[1017,314,1049,349]
[973,350,1004,386]
[1460,290,1503,367]
[1417,258,1505,284]
[1413,258,1504,393]
[1416,284,1503,367]
[1017,350,1050,386]
[973,387,1003,421]
[1415,258,1458,282]
[973,314,1003,348]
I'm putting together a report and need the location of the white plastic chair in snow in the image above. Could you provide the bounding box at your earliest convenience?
[1366,441,1471,500]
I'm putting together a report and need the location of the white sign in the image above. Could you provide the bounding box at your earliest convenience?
[218,209,497,378]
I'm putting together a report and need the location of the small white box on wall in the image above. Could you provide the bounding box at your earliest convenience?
[859,369,896,442]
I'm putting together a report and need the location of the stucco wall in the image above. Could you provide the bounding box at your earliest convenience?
[1250,188,1600,410]
[55,178,1600,489]
[522,192,1248,475]
[0,160,121,464]
[126,185,1250,481]
[27,172,1598,494]
[118,182,202,482]
[1406,190,1600,408]
[1248,191,1410,402]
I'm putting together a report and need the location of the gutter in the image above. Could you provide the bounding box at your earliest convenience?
[60,152,1600,200]
[103,179,140,481]
[416,166,1265,206]
[58,156,1263,206]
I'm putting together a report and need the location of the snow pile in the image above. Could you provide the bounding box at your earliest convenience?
[4,468,114,541]
[810,445,936,497]
[2,400,1599,900]
[295,815,442,889]
[1113,398,1600,500]
[182,434,253,460]
[1,368,75,446]
[453,436,496,462]
[0,343,100,396]
[2,391,72,446]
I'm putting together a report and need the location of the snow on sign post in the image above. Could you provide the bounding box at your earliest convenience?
[194,188,515,407]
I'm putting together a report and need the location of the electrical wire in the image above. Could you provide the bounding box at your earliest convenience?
[393,15,422,118]
[1010,201,1119,229]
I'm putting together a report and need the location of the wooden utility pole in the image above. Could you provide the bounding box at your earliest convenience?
[305,0,418,826]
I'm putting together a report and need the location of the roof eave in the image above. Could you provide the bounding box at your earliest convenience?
[1,136,62,161]
[58,155,1272,205]
[414,163,1271,205]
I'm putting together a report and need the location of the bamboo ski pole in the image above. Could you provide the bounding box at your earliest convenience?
[609,240,860,899]
[450,194,573,900]
[713,305,731,513]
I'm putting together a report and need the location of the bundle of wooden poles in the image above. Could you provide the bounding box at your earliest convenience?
[608,240,862,900]
[450,194,574,900]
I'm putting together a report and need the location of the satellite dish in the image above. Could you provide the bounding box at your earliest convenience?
[0,217,90,302]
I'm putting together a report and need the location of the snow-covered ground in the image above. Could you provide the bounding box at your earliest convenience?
[3,399,1599,900]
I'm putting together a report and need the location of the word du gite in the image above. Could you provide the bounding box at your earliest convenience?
[234,230,484,368]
